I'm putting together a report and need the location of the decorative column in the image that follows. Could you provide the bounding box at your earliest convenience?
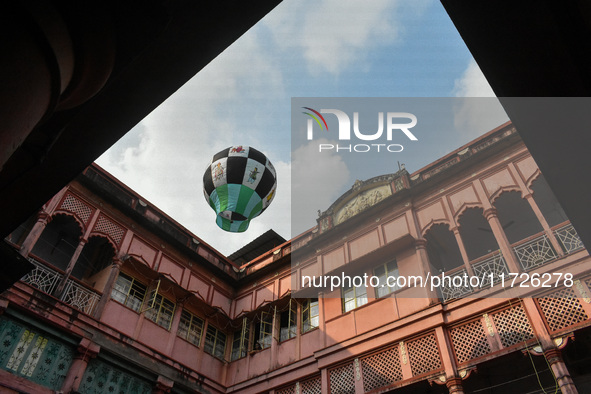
[451,226,475,277]
[60,338,100,393]
[18,212,51,257]
[53,237,88,296]
[522,297,577,394]
[414,239,439,301]
[353,357,364,394]
[446,377,465,394]
[507,162,564,256]
[54,208,101,297]
[321,368,329,394]
[432,325,469,394]
[544,348,578,394]
[523,193,564,256]
[93,257,123,319]
[483,208,521,273]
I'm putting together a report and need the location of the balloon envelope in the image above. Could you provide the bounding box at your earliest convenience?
[203,146,277,232]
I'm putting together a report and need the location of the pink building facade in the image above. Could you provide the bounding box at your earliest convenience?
[1,122,590,393]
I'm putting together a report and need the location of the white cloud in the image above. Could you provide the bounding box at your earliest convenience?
[450,59,508,140]
[291,139,350,236]
[97,28,288,255]
[264,0,404,74]
[452,58,495,98]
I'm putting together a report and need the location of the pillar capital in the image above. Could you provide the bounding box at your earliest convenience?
[75,338,100,362]
[544,347,563,364]
[414,238,428,250]
[446,377,464,394]
[37,211,51,223]
[112,257,124,268]
[483,207,498,220]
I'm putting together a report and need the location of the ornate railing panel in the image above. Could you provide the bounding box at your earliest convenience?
[554,224,584,254]
[513,234,558,271]
[472,253,510,288]
[21,258,101,315]
[439,268,473,302]
[21,258,62,295]
[61,280,100,315]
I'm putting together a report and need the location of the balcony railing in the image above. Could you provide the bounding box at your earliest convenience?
[21,257,101,315]
[554,223,584,254]
[61,280,101,315]
[438,268,473,302]
[22,257,62,294]
[438,223,584,303]
[513,234,558,271]
[472,252,509,288]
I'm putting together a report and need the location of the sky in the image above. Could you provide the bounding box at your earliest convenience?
[96,0,506,256]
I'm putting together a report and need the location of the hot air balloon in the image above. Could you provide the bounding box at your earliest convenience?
[203,146,277,232]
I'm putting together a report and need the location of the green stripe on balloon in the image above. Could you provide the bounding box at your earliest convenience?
[248,200,263,219]
[238,220,249,232]
[226,184,242,215]
[235,185,255,215]
[216,184,229,213]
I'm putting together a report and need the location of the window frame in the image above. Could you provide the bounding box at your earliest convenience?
[111,272,147,312]
[177,309,204,346]
[342,284,368,313]
[204,324,227,360]
[279,300,297,342]
[374,259,399,297]
[144,290,176,330]
[254,310,274,350]
[301,298,319,334]
[230,317,250,361]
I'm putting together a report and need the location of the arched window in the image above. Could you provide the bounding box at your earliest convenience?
[493,191,543,244]
[31,214,82,271]
[458,208,499,261]
[424,224,464,273]
[530,175,568,227]
[70,236,115,291]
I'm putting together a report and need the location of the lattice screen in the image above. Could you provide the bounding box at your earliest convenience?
[79,358,152,394]
[301,376,322,394]
[0,317,74,391]
[492,305,534,348]
[276,384,296,394]
[329,362,355,394]
[450,319,491,364]
[360,345,402,392]
[59,193,93,224]
[93,214,126,246]
[537,287,588,332]
[407,333,442,376]
[585,277,591,297]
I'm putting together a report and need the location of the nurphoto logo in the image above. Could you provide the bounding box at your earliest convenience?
[302,106,418,153]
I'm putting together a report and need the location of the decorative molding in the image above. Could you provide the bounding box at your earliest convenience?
[399,341,408,365]
[354,357,361,380]
[429,374,446,386]
[334,184,392,225]
[574,280,591,304]
[483,313,495,337]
